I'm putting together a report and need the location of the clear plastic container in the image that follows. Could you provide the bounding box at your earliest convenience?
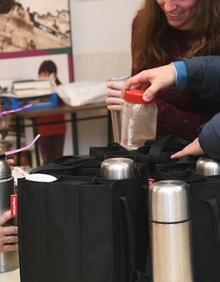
[120,89,157,150]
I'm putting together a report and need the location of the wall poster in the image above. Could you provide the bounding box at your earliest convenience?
[0,0,73,163]
[0,0,73,82]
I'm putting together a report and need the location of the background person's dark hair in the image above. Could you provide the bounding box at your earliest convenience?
[0,0,16,14]
[38,60,61,85]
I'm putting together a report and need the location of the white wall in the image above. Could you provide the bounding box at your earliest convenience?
[70,0,143,54]
[3,0,144,161]
[70,0,143,80]
[66,0,144,156]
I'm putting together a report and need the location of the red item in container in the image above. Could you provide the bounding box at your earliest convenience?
[10,194,18,218]
[148,178,155,186]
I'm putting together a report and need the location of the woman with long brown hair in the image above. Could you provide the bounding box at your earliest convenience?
[107,0,220,141]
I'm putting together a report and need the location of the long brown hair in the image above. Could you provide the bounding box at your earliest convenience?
[132,0,220,73]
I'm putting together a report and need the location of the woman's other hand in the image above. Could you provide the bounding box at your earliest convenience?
[0,211,18,253]
[171,138,205,159]
[0,154,14,169]
[123,64,176,101]
[7,159,15,169]
[106,80,125,111]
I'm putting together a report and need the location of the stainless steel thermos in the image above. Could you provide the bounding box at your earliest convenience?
[149,180,194,282]
[100,157,135,180]
[196,156,220,176]
[0,153,19,272]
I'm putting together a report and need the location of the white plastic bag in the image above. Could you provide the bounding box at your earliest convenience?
[55,81,107,106]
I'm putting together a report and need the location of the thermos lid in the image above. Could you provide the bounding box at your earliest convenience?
[124,89,155,104]
[196,156,220,176]
[149,180,190,223]
[0,153,11,179]
[100,157,135,180]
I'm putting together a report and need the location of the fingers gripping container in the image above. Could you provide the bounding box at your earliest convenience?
[0,154,19,272]
[120,89,157,150]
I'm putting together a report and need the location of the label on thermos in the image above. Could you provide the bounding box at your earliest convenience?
[10,194,18,218]
[148,178,155,186]
[148,178,155,190]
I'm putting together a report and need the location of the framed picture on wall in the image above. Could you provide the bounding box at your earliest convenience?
[0,0,73,84]
[0,0,71,53]
[0,0,74,166]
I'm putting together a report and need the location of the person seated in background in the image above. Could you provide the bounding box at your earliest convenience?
[36,60,66,164]
[107,0,220,142]
[122,55,220,160]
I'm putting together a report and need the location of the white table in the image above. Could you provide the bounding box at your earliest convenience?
[0,269,20,282]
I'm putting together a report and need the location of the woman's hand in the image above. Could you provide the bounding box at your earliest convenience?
[0,151,14,169]
[0,211,18,253]
[7,159,15,169]
[106,80,125,111]
[123,64,176,101]
[171,138,205,159]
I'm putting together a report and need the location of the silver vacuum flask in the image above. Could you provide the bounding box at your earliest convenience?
[0,153,19,272]
[149,180,194,282]
[100,157,135,180]
[196,156,220,176]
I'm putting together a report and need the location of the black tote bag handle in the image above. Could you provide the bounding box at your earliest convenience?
[31,156,96,175]
[120,197,136,282]
[206,198,220,245]
[154,161,198,181]
[119,197,152,282]
[47,155,95,167]
[89,142,128,160]
[147,135,189,164]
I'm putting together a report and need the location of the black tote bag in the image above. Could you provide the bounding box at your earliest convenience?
[189,176,220,282]
[18,136,191,282]
[18,173,150,282]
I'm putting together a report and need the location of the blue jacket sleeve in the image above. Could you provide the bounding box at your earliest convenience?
[172,61,188,90]
[183,56,220,102]
[199,113,220,160]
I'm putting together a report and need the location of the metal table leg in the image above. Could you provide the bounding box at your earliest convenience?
[32,118,41,166]
[107,111,113,143]
[15,116,21,166]
[71,113,79,155]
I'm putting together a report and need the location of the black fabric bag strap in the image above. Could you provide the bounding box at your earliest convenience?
[134,231,152,282]
[120,197,152,282]
[155,162,196,181]
[175,156,197,165]
[53,155,94,166]
[206,198,220,245]
[134,242,152,282]
[148,135,189,164]
[31,157,96,175]
[107,142,127,150]
[89,142,128,159]
[120,197,136,282]
[135,270,152,282]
